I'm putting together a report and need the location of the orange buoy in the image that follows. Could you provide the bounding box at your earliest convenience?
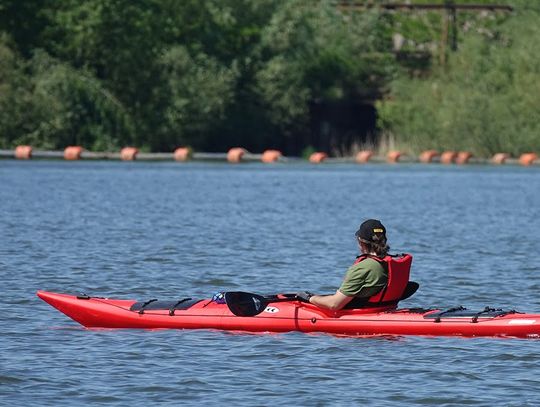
[440,151,457,164]
[419,150,438,163]
[174,147,192,161]
[64,146,83,160]
[120,147,139,161]
[309,152,327,163]
[387,151,402,163]
[227,147,247,163]
[15,145,32,159]
[519,153,538,166]
[455,151,473,165]
[355,150,373,163]
[261,150,282,163]
[492,153,509,165]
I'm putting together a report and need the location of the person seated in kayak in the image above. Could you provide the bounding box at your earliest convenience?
[297,219,389,311]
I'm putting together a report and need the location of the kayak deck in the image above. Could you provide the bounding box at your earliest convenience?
[37,291,540,338]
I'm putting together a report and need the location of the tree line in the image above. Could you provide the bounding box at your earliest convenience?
[0,0,537,156]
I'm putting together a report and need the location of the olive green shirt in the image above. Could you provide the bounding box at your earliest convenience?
[339,258,388,298]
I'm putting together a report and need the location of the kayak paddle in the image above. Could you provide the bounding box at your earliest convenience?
[225,281,420,317]
[224,292,296,317]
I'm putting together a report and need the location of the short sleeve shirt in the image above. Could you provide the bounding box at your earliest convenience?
[339,258,388,298]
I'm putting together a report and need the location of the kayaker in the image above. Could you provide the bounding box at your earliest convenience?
[297,219,389,310]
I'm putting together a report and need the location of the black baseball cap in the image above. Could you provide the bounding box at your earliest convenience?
[355,219,386,242]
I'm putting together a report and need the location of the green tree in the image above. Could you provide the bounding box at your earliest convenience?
[0,35,35,148]
[0,0,53,57]
[378,2,540,156]
[16,51,134,150]
[46,0,167,146]
[158,46,236,150]
[255,0,396,150]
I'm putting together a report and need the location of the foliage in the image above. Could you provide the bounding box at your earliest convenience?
[0,0,538,156]
[378,2,540,156]
[158,46,237,150]
[0,35,35,149]
[25,51,135,151]
[256,0,395,151]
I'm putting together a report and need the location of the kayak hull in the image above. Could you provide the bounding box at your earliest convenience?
[37,291,540,338]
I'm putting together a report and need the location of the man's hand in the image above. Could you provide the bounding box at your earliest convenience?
[296,291,314,303]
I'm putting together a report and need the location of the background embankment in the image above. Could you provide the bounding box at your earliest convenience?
[0,1,537,156]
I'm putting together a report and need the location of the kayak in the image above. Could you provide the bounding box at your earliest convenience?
[37,290,540,338]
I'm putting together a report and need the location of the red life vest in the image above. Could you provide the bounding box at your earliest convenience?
[352,253,413,304]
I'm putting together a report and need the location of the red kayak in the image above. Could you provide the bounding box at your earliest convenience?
[37,290,540,338]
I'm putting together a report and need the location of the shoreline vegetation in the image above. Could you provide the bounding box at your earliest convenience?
[0,0,538,157]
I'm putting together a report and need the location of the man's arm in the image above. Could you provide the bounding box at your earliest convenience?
[309,290,353,311]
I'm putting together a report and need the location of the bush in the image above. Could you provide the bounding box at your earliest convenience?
[0,35,36,148]
[256,1,395,134]
[158,46,237,150]
[377,4,540,156]
[19,51,134,150]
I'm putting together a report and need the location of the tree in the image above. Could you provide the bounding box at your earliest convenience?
[377,2,540,156]
[158,46,236,150]
[255,0,395,152]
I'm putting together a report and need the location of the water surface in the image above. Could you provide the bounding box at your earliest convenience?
[1,160,539,406]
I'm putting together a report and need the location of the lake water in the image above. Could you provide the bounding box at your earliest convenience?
[1,160,539,406]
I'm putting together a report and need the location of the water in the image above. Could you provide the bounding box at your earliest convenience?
[1,160,539,406]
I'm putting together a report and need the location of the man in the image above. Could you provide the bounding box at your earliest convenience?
[297,219,390,311]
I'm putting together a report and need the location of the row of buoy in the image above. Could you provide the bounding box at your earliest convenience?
[226,148,284,163]
[9,145,540,166]
[15,145,143,161]
[309,150,539,166]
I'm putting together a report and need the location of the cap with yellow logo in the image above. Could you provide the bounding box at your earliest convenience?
[355,219,387,243]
